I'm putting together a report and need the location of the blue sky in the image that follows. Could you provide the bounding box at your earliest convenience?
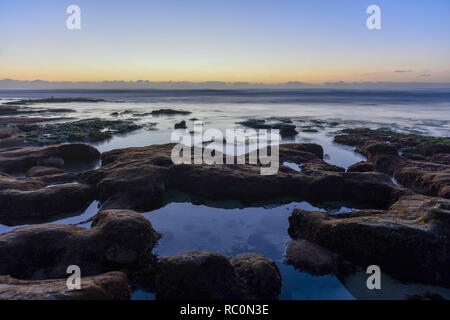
[0,0,449,83]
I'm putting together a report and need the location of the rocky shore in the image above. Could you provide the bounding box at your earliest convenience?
[0,118,449,299]
[0,209,282,300]
[286,128,450,288]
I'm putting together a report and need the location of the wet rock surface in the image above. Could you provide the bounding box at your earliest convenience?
[155,252,281,300]
[26,166,66,177]
[155,252,248,300]
[0,117,142,148]
[174,120,187,129]
[81,143,403,210]
[0,144,101,224]
[0,180,94,225]
[0,210,161,279]
[335,129,450,199]
[347,161,375,172]
[23,118,142,145]
[4,97,105,105]
[288,194,450,286]
[279,124,298,137]
[0,271,130,300]
[0,143,100,173]
[285,240,340,275]
[230,253,282,300]
[150,109,191,116]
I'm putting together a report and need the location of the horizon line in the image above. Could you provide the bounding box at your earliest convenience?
[1,78,450,90]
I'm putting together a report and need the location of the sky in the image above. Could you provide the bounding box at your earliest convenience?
[0,0,449,84]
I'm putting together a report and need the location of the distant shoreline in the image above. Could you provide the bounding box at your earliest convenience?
[1,79,450,91]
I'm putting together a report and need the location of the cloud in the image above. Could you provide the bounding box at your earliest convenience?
[394,70,412,73]
[1,79,449,90]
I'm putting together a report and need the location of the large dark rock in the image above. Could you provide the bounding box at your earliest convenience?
[0,144,100,173]
[301,159,345,172]
[284,240,340,275]
[0,210,161,279]
[0,182,94,225]
[0,272,130,300]
[83,144,173,209]
[151,109,191,116]
[174,120,187,129]
[333,129,450,199]
[279,124,298,138]
[418,143,450,157]
[279,143,324,161]
[393,161,450,199]
[230,253,282,300]
[81,143,402,210]
[288,194,450,286]
[431,153,450,165]
[366,142,398,157]
[154,252,282,300]
[347,161,375,172]
[26,166,66,177]
[342,172,403,206]
[155,252,248,300]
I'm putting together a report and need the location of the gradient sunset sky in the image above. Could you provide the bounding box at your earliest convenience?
[1,0,449,83]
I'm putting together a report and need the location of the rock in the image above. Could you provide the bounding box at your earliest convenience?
[334,129,450,199]
[279,124,298,138]
[21,119,142,145]
[0,117,69,126]
[230,253,282,300]
[343,171,403,207]
[174,120,187,129]
[418,143,450,157]
[0,144,100,173]
[279,143,324,161]
[440,185,450,198]
[0,210,160,279]
[237,119,273,129]
[288,194,450,286]
[155,252,248,300]
[80,143,402,210]
[26,166,66,177]
[151,109,191,116]
[83,144,172,209]
[285,240,340,275]
[301,159,345,172]
[37,157,65,168]
[393,161,450,199]
[366,142,398,157]
[0,272,130,300]
[0,182,94,225]
[403,153,427,161]
[301,127,319,133]
[347,161,375,172]
[333,128,450,153]
[237,118,297,133]
[0,127,21,140]
[431,153,450,165]
[4,97,105,105]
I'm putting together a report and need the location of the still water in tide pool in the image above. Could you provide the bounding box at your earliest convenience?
[136,195,358,300]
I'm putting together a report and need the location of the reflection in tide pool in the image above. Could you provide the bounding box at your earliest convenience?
[0,200,100,234]
[142,197,356,300]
